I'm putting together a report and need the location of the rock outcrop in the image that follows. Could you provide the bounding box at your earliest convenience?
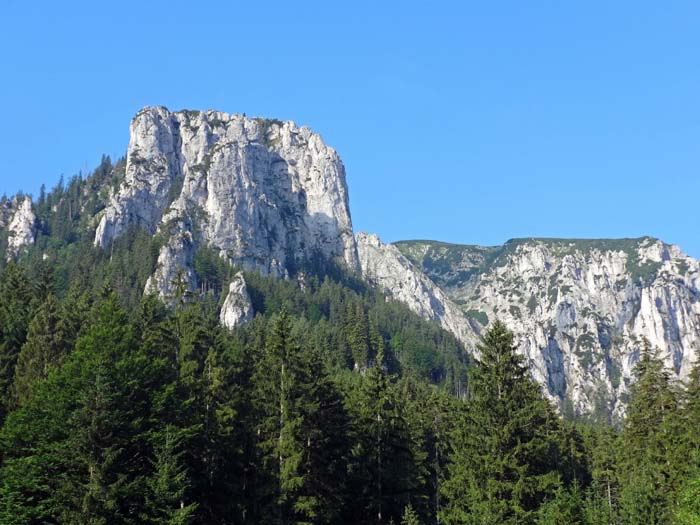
[88,105,700,417]
[356,233,476,346]
[96,107,358,300]
[5,196,36,260]
[144,230,197,300]
[395,237,700,417]
[220,272,254,329]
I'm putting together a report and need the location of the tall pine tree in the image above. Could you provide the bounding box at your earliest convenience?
[346,349,417,523]
[619,340,682,524]
[0,263,35,420]
[10,295,68,406]
[441,320,562,524]
[252,311,351,523]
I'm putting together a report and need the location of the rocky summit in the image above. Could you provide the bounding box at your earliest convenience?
[95,107,358,301]
[3,106,699,416]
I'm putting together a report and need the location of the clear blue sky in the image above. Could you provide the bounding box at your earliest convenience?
[1,1,699,256]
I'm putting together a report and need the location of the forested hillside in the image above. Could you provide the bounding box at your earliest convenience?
[1,160,700,524]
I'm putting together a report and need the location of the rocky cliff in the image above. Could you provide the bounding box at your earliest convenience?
[356,233,475,346]
[1,195,36,260]
[96,107,358,301]
[64,105,700,417]
[394,237,700,417]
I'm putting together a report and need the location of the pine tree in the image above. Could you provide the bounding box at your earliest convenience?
[426,389,456,522]
[441,320,562,524]
[145,300,248,523]
[369,316,384,364]
[619,339,682,524]
[298,344,352,521]
[581,424,620,524]
[135,293,172,356]
[61,294,149,523]
[10,295,67,406]
[194,328,248,522]
[401,503,421,525]
[397,376,437,521]
[535,484,584,524]
[346,301,370,371]
[146,425,198,524]
[252,311,351,523]
[681,357,700,466]
[670,357,700,525]
[170,268,191,309]
[0,293,171,522]
[0,263,35,419]
[57,285,91,349]
[346,348,417,523]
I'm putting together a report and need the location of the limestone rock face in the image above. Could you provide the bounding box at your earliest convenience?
[144,230,197,301]
[395,237,700,417]
[355,232,476,346]
[220,271,254,329]
[95,107,358,299]
[5,196,36,260]
[88,106,700,418]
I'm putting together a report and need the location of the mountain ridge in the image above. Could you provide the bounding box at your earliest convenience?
[390,234,700,417]
[1,106,698,418]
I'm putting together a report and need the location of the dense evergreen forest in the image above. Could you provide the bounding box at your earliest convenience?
[1,159,700,524]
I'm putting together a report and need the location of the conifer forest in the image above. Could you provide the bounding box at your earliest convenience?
[1,160,699,524]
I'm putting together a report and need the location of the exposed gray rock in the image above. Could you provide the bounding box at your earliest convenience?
[95,107,359,297]
[395,237,700,417]
[356,232,476,346]
[5,196,35,260]
[88,105,700,418]
[220,271,254,329]
[144,230,197,303]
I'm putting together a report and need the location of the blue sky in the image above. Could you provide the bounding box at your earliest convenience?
[1,1,699,256]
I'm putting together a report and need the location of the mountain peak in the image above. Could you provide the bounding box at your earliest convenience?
[388,233,700,416]
[95,106,358,300]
